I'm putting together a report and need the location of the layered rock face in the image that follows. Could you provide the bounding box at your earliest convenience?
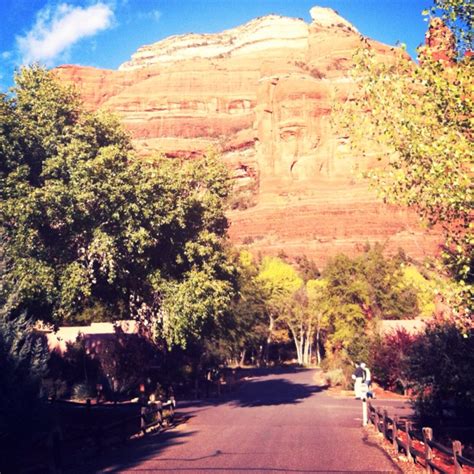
[55,7,441,265]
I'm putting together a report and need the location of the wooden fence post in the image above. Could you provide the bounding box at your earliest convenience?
[405,421,413,463]
[422,427,433,474]
[141,406,147,435]
[156,400,163,427]
[375,409,380,433]
[362,398,368,427]
[392,415,399,449]
[86,398,92,434]
[453,440,463,474]
[382,410,388,440]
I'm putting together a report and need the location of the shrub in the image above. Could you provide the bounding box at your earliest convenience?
[371,329,416,394]
[325,369,345,387]
[94,334,159,396]
[321,351,355,390]
[72,383,95,400]
[310,68,326,79]
[41,377,68,399]
[229,193,257,210]
[0,312,51,472]
[407,323,474,421]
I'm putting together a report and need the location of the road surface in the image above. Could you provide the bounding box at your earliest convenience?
[77,367,401,473]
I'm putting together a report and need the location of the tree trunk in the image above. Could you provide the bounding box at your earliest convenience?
[299,324,305,365]
[263,314,274,365]
[289,326,303,365]
[239,348,247,367]
[316,327,321,366]
[302,321,314,366]
[296,339,303,365]
[303,334,310,365]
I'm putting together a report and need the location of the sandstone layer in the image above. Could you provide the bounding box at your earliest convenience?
[55,6,442,265]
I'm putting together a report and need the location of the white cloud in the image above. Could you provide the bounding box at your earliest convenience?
[137,9,161,22]
[17,2,114,66]
[150,10,161,22]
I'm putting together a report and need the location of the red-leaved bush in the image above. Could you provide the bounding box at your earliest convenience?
[371,329,418,394]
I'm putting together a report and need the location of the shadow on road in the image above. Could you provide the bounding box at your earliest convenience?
[69,367,328,473]
[71,423,194,473]
[229,376,326,407]
[178,366,328,410]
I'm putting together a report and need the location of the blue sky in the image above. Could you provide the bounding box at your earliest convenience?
[1,0,432,92]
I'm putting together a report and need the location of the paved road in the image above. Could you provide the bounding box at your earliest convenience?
[78,368,401,473]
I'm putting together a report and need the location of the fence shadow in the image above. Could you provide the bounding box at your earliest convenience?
[66,367,327,472]
[72,424,194,473]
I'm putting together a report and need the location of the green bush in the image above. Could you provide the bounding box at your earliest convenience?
[407,322,474,421]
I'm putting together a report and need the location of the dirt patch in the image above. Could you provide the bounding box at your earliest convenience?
[364,424,423,473]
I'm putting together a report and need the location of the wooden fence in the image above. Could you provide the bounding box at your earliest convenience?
[37,370,241,472]
[368,401,474,473]
[27,398,176,473]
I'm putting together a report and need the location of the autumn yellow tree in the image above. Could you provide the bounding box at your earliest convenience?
[338,0,473,320]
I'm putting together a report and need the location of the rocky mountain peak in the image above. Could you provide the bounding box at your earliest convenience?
[119,13,309,71]
[55,7,441,264]
[309,6,358,33]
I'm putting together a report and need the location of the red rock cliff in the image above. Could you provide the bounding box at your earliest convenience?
[54,7,442,265]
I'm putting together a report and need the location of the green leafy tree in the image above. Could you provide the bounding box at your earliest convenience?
[257,256,312,364]
[337,0,473,317]
[0,66,236,348]
[227,251,269,365]
[399,264,439,318]
[322,247,419,363]
[358,246,419,320]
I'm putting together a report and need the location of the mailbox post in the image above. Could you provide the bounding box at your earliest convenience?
[361,382,369,426]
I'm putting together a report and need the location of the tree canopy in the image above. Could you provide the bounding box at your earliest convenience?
[337,0,473,319]
[0,65,236,347]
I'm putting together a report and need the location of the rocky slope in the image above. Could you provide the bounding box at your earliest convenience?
[54,6,441,265]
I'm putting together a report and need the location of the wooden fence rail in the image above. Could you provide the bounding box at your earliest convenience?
[367,401,474,474]
[43,398,176,473]
[34,370,239,473]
